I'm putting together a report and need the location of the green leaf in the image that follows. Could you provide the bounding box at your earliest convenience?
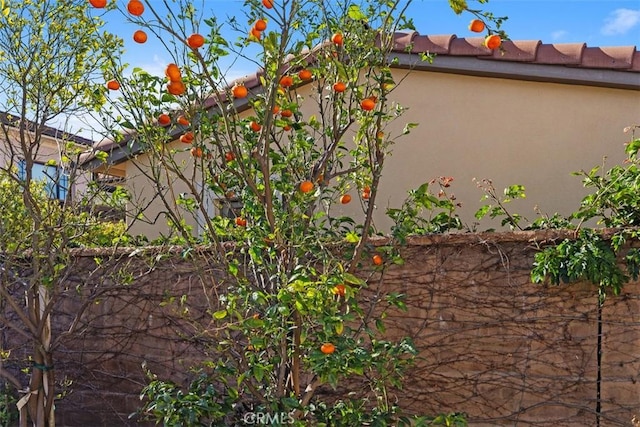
[347,5,367,21]
[212,310,227,320]
[345,231,359,243]
[343,273,365,286]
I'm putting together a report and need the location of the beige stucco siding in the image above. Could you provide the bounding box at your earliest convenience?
[376,69,639,230]
[123,67,640,238]
[1,129,92,199]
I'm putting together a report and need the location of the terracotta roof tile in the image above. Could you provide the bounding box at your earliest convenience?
[392,31,417,51]
[536,43,585,65]
[580,46,636,70]
[411,34,455,54]
[633,51,640,72]
[448,36,492,56]
[488,40,540,62]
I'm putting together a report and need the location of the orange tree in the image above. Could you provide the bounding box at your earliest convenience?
[95,0,505,424]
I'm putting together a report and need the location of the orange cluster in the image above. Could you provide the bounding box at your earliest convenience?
[250,19,267,40]
[362,185,371,200]
[165,63,185,96]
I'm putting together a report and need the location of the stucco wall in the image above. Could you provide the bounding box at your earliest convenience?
[4,231,638,426]
[0,129,92,198]
[122,68,640,238]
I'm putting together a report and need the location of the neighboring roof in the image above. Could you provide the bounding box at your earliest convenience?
[0,111,95,146]
[390,32,639,89]
[80,32,640,171]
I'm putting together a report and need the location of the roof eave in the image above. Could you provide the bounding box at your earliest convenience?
[392,52,640,90]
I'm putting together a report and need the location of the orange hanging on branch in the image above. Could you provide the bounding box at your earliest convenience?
[165,63,182,82]
[232,84,248,99]
[254,19,267,31]
[484,34,501,50]
[157,113,171,126]
[106,80,120,90]
[299,180,314,193]
[320,343,336,354]
[167,81,186,96]
[187,34,205,49]
[133,30,147,43]
[127,0,144,16]
[468,19,485,33]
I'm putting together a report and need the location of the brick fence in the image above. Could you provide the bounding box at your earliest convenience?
[4,230,639,426]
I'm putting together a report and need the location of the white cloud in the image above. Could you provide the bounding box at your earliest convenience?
[551,30,568,41]
[601,8,640,36]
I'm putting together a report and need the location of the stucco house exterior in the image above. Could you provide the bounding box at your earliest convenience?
[0,112,96,202]
[82,32,640,239]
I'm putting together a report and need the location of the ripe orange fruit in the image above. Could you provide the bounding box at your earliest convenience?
[235,217,247,227]
[262,0,273,8]
[250,27,262,40]
[254,19,267,31]
[468,19,485,33]
[279,75,294,88]
[127,0,144,16]
[106,80,120,90]
[250,121,262,132]
[332,284,346,297]
[179,132,194,144]
[187,33,205,49]
[165,63,182,82]
[133,30,147,43]
[190,147,203,158]
[331,33,343,46]
[333,82,346,93]
[320,342,336,354]
[362,191,370,200]
[167,81,186,95]
[272,105,280,115]
[280,109,293,118]
[225,151,235,162]
[232,84,248,99]
[283,124,292,131]
[299,180,314,193]
[372,254,383,265]
[340,194,351,204]
[360,98,376,111]
[298,69,312,81]
[89,0,107,8]
[484,34,501,50]
[177,115,190,126]
[157,113,171,126]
